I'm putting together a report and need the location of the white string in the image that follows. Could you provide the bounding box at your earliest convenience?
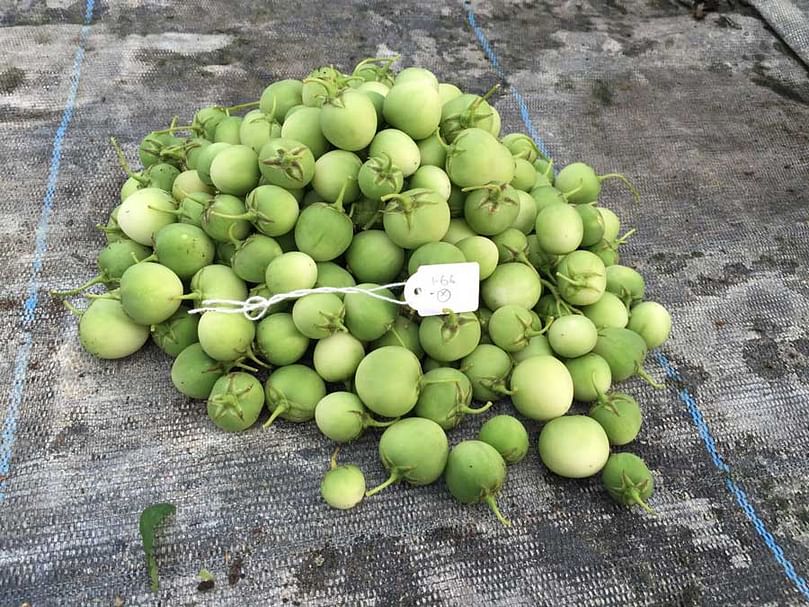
[188,282,408,321]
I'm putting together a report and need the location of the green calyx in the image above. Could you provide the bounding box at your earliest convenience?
[302,75,345,104]
[366,153,403,189]
[209,394,246,422]
[261,145,310,182]
[192,113,222,137]
[151,321,177,345]
[208,377,255,422]
[318,309,348,335]
[437,310,477,343]
[463,183,518,210]
[381,188,438,229]
[242,195,273,225]
[439,310,461,342]
[323,89,348,109]
[512,315,550,350]
[443,84,500,139]
[483,377,513,396]
[502,242,534,267]
[463,370,512,396]
[227,343,268,370]
[607,471,655,514]
[352,55,398,85]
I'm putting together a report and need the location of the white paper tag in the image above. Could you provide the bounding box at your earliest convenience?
[403,262,480,317]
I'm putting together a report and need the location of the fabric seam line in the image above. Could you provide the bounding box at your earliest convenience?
[748,1,809,71]
[0,0,96,503]
[463,0,809,601]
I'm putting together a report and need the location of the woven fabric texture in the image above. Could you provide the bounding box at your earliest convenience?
[752,0,809,66]
[1,1,808,605]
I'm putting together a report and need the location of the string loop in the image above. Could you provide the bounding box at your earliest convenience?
[189,283,408,321]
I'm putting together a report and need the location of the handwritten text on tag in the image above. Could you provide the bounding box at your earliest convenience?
[403,262,480,317]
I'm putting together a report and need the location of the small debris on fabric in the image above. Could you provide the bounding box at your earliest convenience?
[227,554,245,586]
[197,568,215,591]
[716,15,742,29]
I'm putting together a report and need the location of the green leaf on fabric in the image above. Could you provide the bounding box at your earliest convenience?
[139,502,176,592]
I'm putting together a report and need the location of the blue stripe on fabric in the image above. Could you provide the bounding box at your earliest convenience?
[464,0,552,160]
[725,477,809,598]
[653,351,730,473]
[0,0,96,503]
[463,0,809,601]
[655,350,809,601]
